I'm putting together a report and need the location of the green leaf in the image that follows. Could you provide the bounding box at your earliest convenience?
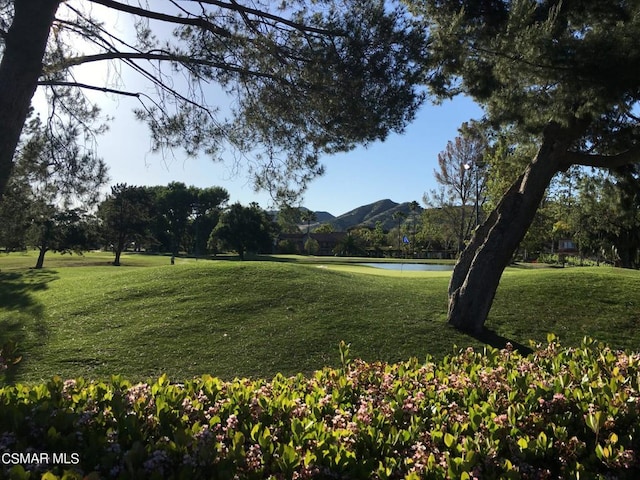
[444,432,455,448]
[507,405,516,424]
[470,413,483,431]
[281,443,299,469]
[595,444,605,460]
[231,432,244,455]
[304,450,317,466]
[259,427,272,452]
[586,412,605,434]
[250,422,261,442]
[8,465,30,480]
[537,431,548,450]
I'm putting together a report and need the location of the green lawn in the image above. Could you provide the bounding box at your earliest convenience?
[1,251,639,383]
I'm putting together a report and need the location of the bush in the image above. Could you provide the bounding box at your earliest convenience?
[537,254,604,267]
[304,238,319,255]
[277,239,298,255]
[1,337,639,479]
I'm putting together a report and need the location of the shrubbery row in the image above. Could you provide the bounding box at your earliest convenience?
[1,337,639,479]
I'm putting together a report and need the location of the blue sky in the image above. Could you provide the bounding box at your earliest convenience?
[97,95,484,217]
[43,1,485,217]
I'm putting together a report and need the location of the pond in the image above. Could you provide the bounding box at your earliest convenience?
[358,263,454,272]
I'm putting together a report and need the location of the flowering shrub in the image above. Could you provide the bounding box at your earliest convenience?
[1,337,639,479]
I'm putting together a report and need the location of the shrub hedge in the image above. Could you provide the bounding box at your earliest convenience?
[0,337,639,479]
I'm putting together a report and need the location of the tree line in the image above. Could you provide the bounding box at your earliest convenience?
[297,123,639,268]
[2,115,638,272]
[0,179,281,268]
[420,125,640,269]
[3,110,636,268]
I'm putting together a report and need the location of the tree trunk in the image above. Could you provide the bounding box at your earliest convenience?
[113,249,122,266]
[448,123,579,333]
[0,0,60,198]
[616,230,640,269]
[35,247,47,269]
[458,205,466,253]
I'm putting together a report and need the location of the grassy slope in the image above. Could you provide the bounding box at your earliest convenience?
[1,252,639,383]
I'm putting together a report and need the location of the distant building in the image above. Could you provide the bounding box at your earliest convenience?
[277,232,347,256]
[557,238,577,254]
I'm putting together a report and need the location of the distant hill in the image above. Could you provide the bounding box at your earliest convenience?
[311,210,336,224]
[287,200,422,232]
[326,199,422,231]
[294,208,336,231]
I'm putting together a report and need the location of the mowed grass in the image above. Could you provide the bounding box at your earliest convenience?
[1,251,639,383]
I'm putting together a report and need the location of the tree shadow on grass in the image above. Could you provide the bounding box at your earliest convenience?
[0,270,56,384]
[467,327,534,356]
[0,270,56,315]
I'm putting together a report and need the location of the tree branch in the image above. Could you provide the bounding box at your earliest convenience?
[37,80,142,98]
[49,51,287,83]
[87,0,339,37]
[562,146,640,169]
[87,0,234,38]
[190,0,341,36]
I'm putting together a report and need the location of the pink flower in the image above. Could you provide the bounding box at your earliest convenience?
[493,414,508,426]
[245,444,263,470]
[226,414,238,431]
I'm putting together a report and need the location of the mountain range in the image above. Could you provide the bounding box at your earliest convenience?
[303,199,422,232]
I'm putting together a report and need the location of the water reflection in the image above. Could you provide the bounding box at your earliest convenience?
[358,263,453,271]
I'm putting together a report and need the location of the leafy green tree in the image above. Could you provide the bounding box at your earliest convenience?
[98,184,153,266]
[482,129,539,212]
[569,175,608,263]
[4,114,107,268]
[371,221,386,251]
[151,183,197,258]
[571,169,640,268]
[304,237,320,256]
[142,184,228,256]
[314,223,335,234]
[276,207,303,234]
[349,227,373,248]
[391,211,407,251]
[407,0,640,332]
[277,238,299,255]
[210,202,276,260]
[334,232,365,257]
[300,210,317,236]
[518,199,555,261]
[408,200,421,254]
[419,208,457,253]
[189,186,229,256]
[601,168,640,269]
[0,1,425,202]
[0,174,30,252]
[28,205,96,269]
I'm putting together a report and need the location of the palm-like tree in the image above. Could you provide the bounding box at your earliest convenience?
[392,210,407,255]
